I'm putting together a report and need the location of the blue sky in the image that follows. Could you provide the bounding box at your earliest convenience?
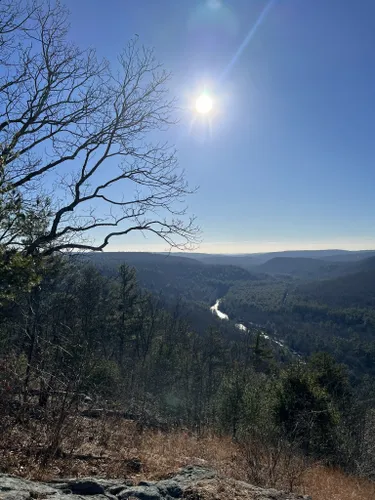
[64,0,375,253]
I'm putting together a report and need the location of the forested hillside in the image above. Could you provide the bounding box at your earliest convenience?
[80,252,261,304]
[256,256,352,279]
[220,265,375,380]
[77,251,375,384]
[79,251,375,382]
[297,268,375,308]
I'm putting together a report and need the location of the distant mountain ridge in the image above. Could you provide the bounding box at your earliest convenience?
[82,250,375,281]
[164,249,375,272]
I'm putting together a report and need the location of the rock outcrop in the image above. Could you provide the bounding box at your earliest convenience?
[0,465,311,500]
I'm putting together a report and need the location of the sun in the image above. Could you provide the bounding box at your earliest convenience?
[195,93,213,114]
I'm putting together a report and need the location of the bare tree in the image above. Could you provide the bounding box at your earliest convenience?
[0,0,198,255]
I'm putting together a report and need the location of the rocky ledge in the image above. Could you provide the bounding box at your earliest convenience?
[0,465,311,500]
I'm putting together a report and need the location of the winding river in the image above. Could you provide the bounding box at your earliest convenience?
[210,299,229,320]
[210,298,285,348]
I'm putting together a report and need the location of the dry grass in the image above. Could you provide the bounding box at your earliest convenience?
[301,466,375,500]
[1,416,374,500]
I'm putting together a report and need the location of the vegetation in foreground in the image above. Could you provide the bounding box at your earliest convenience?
[1,415,375,500]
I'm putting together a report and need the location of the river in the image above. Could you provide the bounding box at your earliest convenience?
[210,298,285,348]
[210,299,229,320]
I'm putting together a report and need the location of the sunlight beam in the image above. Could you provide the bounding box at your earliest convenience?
[220,0,276,82]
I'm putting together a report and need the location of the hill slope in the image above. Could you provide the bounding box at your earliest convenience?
[79,252,261,304]
[257,257,351,279]
[297,267,375,309]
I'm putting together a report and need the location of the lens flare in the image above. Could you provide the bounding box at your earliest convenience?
[220,0,276,83]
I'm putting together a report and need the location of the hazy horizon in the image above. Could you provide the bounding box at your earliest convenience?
[107,239,375,254]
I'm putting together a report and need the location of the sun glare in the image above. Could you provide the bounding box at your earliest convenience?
[195,93,213,114]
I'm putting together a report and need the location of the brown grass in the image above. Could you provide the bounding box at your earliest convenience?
[1,416,374,500]
[301,466,375,500]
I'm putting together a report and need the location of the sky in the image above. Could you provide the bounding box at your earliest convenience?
[63,0,375,254]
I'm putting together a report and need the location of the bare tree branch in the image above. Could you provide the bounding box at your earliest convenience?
[0,1,199,255]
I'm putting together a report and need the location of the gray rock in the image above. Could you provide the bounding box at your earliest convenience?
[108,483,135,495]
[0,466,311,500]
[0,474,57,495]
[55,496,109,500]
[53,496,109,500]
[234,479,310,499]
[117,485,162,500]
[95,478,134,489]
[63,478,106,495]
[0,492,30,500]
[170,465,216,484]
[155,479,183,498]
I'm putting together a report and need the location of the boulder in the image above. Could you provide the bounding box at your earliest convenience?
[0,474,57,496]
[0,466,311,499]
[117,485,162,500]
[62,478,106,495]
